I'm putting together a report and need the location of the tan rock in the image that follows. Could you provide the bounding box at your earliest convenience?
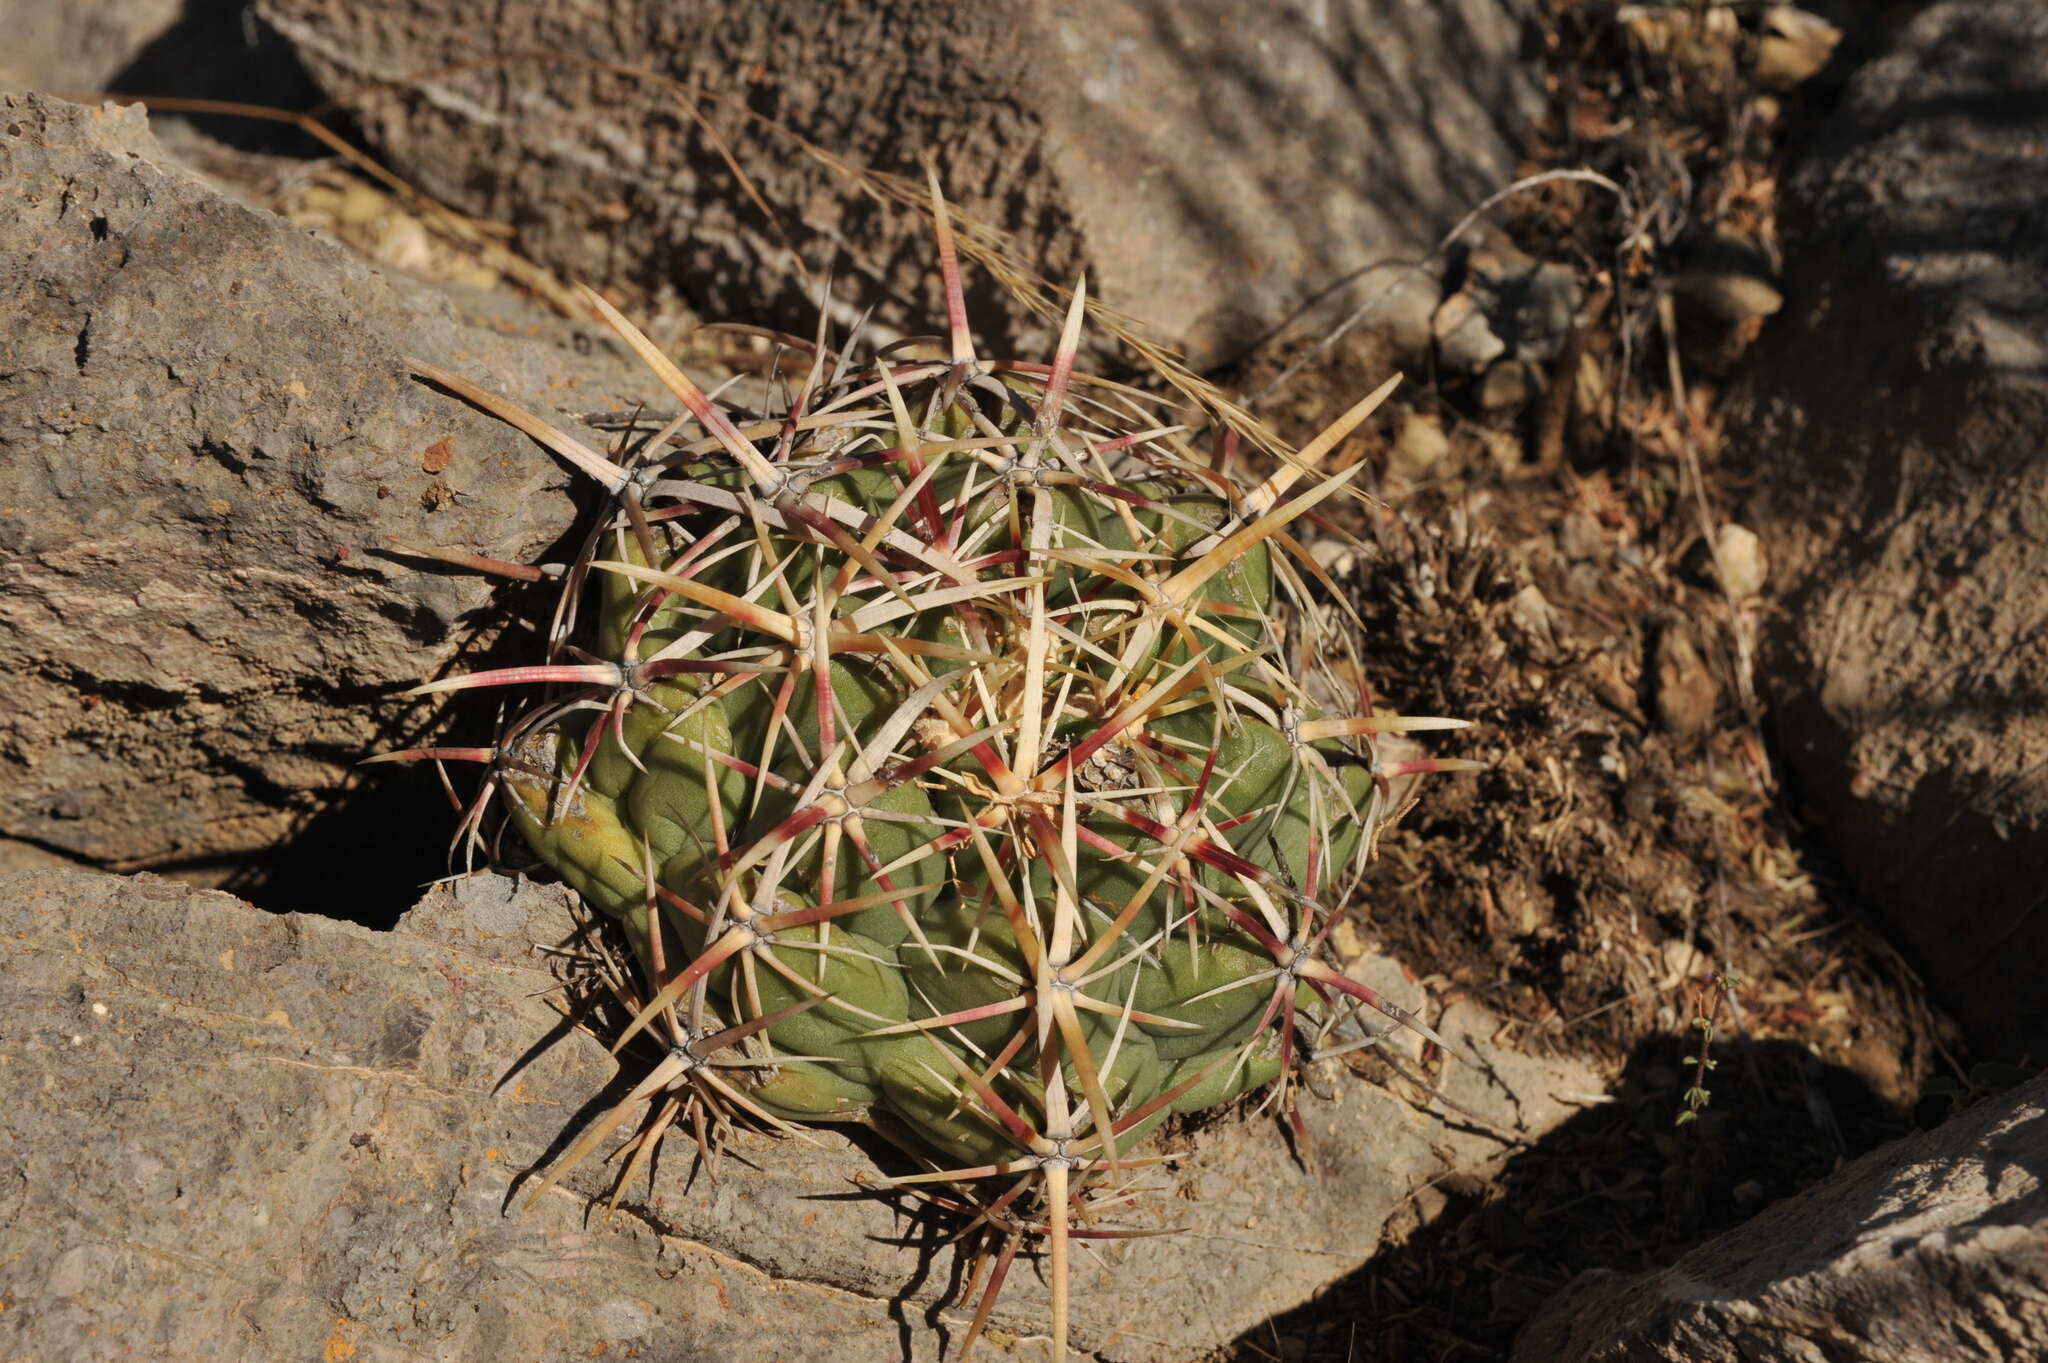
[1712,523,1767,599]
[0,867,1606,1363]
[1653,625,1719,738]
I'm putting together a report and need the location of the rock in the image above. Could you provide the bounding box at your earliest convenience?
[1651,624,1718,739]
[1657,938,1713,991]
[0,93,668,888]
[1351,264,1446,365]
[251,0,1542,364]
[1726,0,2048,1058]
[0,0,180,96]
[1711,523,1766,599]
[1434,246,1580,378]
[1464,247,1580,364]
[0,0,329,164]
[0,867,929,1363]
[1307,536,1360,578]
[1434,288,1509,372]
[1512,1071,2048,1363]
[1756,6,1844,90]
[0,868,1603,1363]
[1675,269,1784,326]
[1560,511,1606,563]
[1674,229,1784,324]
[1508,584,1562,660]
[1388,409,1453,491]
[1478,357,1537,411]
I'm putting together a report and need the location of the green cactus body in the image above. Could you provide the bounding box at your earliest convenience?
[490,369,1412,1163]
[401,207,1470,1361]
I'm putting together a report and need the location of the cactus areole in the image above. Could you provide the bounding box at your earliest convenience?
[390,182,1472,1359]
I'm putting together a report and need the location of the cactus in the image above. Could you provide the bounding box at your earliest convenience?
[383,176,1474,1360]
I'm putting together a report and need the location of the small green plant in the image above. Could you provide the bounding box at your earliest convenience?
[382,175,1473,1359]
[1676,967,1744,1127]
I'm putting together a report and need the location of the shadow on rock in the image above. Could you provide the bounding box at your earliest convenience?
[215,546,582,928]
[105,0,334,153]
[1233,1034,1909,1362]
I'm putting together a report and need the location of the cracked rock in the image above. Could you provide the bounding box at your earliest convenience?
[0,866,1602,1362]
[0,93,667,882]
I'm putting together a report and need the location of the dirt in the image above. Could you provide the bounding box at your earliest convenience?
[1247,331,1952,1105]
[1213,345,1951,1357]
[1197,6,1968,1357]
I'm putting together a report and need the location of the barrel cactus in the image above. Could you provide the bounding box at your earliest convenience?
[387,178,1472,1359]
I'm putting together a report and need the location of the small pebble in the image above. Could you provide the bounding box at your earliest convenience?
[1713,523,1767,599]
[1478,358,1535,410]
[1432,289,1506,372]
[1653,626,1719,738]
[1561,511,1606,562]
[1389,411,1450,488]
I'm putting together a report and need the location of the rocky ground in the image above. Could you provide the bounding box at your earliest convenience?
[2,2,2043,1361]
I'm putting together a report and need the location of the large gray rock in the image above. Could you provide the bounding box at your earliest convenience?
[0,867,1598,1362]
[1729,0,2048,1058]
[1512,1072,2048,1363]
[253,0,1543,365]
[0,93,665,881]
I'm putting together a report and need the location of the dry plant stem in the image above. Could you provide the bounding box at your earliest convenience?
[1532,314,1584,474]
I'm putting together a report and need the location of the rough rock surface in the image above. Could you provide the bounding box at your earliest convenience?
[253,0,1543,365]
[0,94,667,883]
[1729,0,2048,1057]
[0,867,1599,1362]
[1512,1072,2048,1363]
